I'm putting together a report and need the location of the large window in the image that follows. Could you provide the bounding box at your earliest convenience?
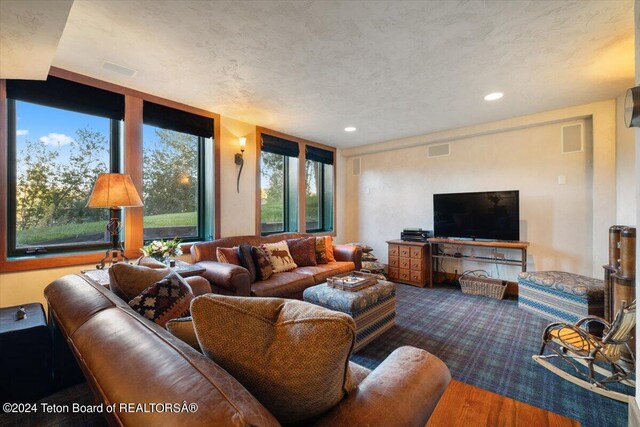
[142,101,212,242]
[6,77,123,256]
[259,131,335,235]
[305,146,334,232]
[260,134,299,234]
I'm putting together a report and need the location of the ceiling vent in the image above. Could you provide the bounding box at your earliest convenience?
[101,60,137,77]
[352,157,361,176]
[561,123,583,153]
[427,143,450,158]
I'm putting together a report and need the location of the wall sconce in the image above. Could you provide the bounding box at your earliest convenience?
[235,137,246,193]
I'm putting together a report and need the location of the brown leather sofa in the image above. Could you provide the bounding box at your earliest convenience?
[44,274,451,426]
[191,233,363,299]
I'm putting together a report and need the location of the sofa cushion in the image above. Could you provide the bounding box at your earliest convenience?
[262,240,297,273]
[237,244,257,283]
[166,316,200,351]
[250,271,315,298]
[128,272,194,327]
[216,247,241,265]
[191,294,356,424]
[108,263,171,301]
[287,237,317,267]
[295,261,356,284]
[252,246,273,281]
[325,236,336,262]
[136,256,168,268]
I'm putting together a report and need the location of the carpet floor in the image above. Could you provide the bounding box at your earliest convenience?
[351,283,629,427]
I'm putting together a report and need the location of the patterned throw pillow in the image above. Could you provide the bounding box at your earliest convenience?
[315,237,328,264]
[252,246,273,281]
[217,247,241,265]
[287,237,317,267]
[325,236,336,262]
[237,244,257,283]
[261,240,297,273]
[108,263,171,301]
[191,294,356,424]
[128,272,194,327]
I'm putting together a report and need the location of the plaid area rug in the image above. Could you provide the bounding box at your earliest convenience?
[351,284,629,427]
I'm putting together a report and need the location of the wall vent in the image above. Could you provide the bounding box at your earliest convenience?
[561,123,583,153]
[101,60,137,77]
[427,143,450,158]
[352,157,361,176]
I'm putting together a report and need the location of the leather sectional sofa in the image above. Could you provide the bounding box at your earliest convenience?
[44,274,452,426]
[190,233,363,299]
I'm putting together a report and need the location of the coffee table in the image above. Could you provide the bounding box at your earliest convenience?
[303,279,396,352]
[427,380,580,426]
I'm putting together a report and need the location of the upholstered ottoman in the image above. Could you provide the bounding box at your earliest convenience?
[303,280,396,352]
[518,271,604,324]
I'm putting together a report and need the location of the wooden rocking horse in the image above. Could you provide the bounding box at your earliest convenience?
[532,300,636,402]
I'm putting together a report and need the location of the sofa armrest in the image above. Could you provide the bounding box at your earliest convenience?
[184,276,212,296]
[333,244,362,271]
[195,261,251,296]
[314,346,450,427]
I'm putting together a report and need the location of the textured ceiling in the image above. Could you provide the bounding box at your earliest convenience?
[31,1,640,147]
[0,0,73,79]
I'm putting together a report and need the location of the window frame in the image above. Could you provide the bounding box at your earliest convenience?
[256,127,337,237]
[6,98,122,257]
[0,69,221,273]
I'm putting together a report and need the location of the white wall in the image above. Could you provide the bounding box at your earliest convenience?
[344,100,618,281]
[616,92,637,225]
[345,119,594,281]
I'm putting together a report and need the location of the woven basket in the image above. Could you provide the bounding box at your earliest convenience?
[459,274,506,300]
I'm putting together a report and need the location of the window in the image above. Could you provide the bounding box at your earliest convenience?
[260,134,299,234]
[6,77,123,256]
[305,161,333,232]
[305,145,334,232]
[142,101,213,242]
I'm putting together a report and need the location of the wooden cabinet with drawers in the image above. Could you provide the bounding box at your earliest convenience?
[386,240,431,287]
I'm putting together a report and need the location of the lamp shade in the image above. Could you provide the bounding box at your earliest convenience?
[86,173,143,208]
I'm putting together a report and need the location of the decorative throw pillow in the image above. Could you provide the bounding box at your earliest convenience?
[252,246,273,281]
[261,240,297,273]
[315,237,328,264]
[237,244,257,283]
[108,263,171,301]
[136,256,168,269]
[286,237,317,267]
[216,247,241,265]
[128,272,194,327]
[325,236,336,262]
[191,294,356,424]
[165,316,200,351]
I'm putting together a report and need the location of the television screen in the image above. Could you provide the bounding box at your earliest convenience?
[433,190,520,241]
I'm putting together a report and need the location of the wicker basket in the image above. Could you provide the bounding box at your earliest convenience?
[459,273,507,300]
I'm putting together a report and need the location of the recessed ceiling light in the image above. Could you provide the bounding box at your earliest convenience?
[344,126,357,132]
[484,92,504,101]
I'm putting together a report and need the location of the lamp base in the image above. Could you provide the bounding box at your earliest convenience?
[96,247,129,270]
[95,207,128,269]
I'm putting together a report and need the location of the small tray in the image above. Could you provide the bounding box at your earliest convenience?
[327,271,378,292]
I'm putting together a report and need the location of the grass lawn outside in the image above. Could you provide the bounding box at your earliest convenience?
[17,211,198,246]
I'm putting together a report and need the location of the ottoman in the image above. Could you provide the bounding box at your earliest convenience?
[303,280,396,352]
[518,271,604,324]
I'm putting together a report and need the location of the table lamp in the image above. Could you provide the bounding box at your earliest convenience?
[86,173,144,269]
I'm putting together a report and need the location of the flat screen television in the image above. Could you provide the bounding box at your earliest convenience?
[433,190,520,241]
